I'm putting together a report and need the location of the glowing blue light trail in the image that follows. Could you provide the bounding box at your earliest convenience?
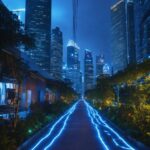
[84,100,109,150]
[44,104,77,150]
[84,100,135,150]
[92,107,134,150]
[31,102,78,150]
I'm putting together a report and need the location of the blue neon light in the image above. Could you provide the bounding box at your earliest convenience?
[92,108,135,150]
[44,104,77,150]
[84,100,135,150]
[31,102,78,150]
[84,100,109,150]
[31,100,135,150]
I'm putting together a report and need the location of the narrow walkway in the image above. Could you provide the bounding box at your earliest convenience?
[20,100,137,150]
[50,100,102,150]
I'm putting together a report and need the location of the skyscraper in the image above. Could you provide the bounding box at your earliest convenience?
[66,40,81,94]
[67,40,79,70]
[96,55,104,77]
[84,49,94,91]
[25,0,51,73]
[111,0,136,74]
[50,27,63,80]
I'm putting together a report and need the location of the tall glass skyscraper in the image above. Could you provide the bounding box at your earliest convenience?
[50,27,63,80]
[84,49,94,91]
[67,40,79,70]
[25,0,51,73]
[66,40,81,94]
[111,0,136,74]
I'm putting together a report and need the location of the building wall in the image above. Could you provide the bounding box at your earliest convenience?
[20,74,47,109]
[134,0,150,61]
[0,50,54,109]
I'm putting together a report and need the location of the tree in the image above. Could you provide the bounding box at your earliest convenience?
[47,79,77,103]
[0,2,34,50]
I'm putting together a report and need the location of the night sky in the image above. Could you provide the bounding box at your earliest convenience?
[2,0,116,67]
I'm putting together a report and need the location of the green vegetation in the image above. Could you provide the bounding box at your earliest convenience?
[0,100,75,150]
[86,60,150,146]
[0,3,34,50]
[47,79,77,104]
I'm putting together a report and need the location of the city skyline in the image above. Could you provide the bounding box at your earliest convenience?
[2,0,116,65]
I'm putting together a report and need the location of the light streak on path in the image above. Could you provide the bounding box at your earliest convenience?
[84,100,135,150]
[19,100,140,150]
[31,101,79,150]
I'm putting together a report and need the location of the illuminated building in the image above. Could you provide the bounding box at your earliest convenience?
[111,0,136,74]
[84,49,94,91]
[67,40,79,69]
[25,0,51,73]
[96,55,104,77]
[66,40,81,94]
[103,64,111,76]
[50,27,63,80]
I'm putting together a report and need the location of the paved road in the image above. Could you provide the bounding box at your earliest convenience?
[20,100,138,150]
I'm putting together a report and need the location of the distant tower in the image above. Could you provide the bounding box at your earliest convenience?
[67,40,79,69]
[25,0,51,73]
[103,64,111,76]
[84,49,94,91]
[96,55,104,77]
[50,27,63,80]
[111,0,136,74]
[66,40,81,93]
